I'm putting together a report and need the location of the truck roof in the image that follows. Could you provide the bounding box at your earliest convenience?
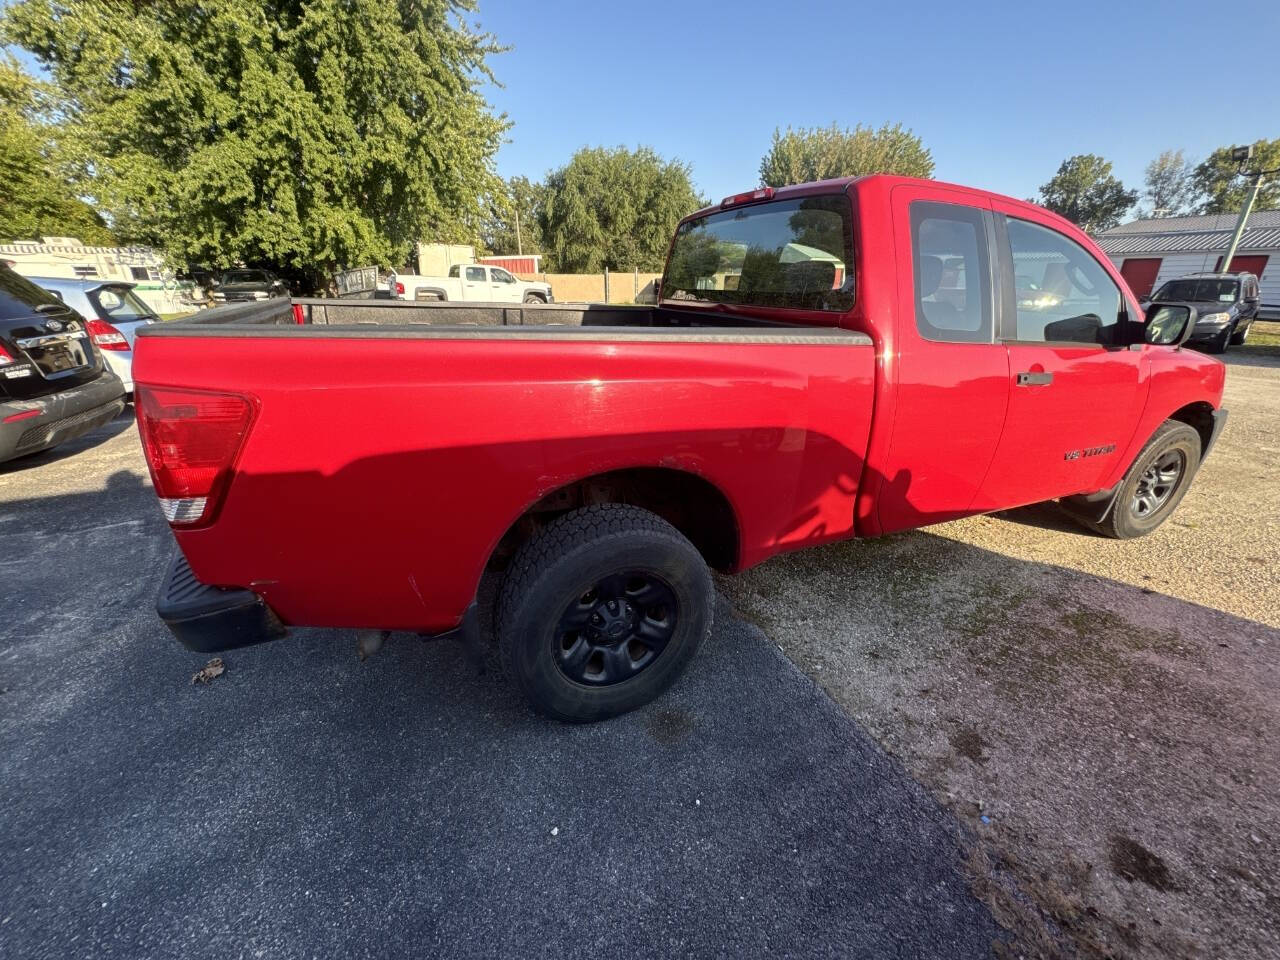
[681,174,1077,235]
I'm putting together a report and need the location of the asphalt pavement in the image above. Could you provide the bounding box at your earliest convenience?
[0,413,1002,959]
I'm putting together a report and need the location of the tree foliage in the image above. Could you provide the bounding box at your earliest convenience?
[2,0,506,287]
[758,123,934,187]
[0,55,114,245]
[480,175,544,256]
[1035,155,1137,233]
[1141,149,1196,218]
[1192,139,1280,214]
[537,146,701,272]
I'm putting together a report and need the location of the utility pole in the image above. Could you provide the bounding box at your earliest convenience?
[1220,145,1278,272]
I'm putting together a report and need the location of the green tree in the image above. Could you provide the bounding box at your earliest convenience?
[1035,155,1137,233]
[537,146,702,272]
[0,55,114,245]
[1141,148,1196,217]
[3,0,506,289]
[758,123,934,187]
[1191,139,1280,214]
[480,175,544,256]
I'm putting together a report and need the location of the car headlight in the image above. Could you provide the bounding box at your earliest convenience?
[1200,312,1231,326]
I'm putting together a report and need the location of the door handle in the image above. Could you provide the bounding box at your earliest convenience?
[1016,371,1054,386]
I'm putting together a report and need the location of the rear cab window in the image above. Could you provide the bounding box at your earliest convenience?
[662,194,854,312]
[909,201,993,343]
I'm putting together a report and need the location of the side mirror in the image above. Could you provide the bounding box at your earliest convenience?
[1145,303,1198,346]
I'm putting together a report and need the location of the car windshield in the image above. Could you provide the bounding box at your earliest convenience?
[222,270,270,284]
[662,194,854,312]
[88,285,156,322]
[1154,279,1239,302]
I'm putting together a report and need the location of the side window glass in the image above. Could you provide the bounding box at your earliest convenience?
[909,201,992,343]
[1007,218,1123,345]
[465,266,486,282]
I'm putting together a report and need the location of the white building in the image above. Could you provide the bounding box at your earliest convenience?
[0,237,204,315]
[1096,211,1280,318]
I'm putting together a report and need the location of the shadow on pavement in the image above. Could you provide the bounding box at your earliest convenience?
[0,474,1004,960]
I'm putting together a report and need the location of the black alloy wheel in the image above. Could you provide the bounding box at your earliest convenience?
[554,573,677,685]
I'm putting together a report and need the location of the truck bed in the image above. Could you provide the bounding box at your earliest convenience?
[173,296,834,331]
[134,297,876,633]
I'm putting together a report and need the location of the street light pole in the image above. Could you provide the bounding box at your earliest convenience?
[1219,144,1278,273]
[1220,171,1263,272]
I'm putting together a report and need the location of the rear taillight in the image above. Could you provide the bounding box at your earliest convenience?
[135,386,256,527]
[0,345,12,365]
[394,282,405,296]
[86,318,129,351]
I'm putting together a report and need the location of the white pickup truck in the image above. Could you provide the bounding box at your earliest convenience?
[388,263,553,304]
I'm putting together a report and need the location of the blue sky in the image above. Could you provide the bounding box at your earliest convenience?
[8,0,1278,211]
[479,0,1280,206]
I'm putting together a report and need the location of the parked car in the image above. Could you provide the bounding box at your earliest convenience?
[29,276,158,394]
[133,175,1226,722]
[1142,272,1260,353]
[1,265,126,464]
[211,269,289,303]
[388,263,553,303]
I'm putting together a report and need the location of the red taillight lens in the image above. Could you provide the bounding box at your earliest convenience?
[0,344,13,365]
[394,282,405,296]
[720,187,774,208]
[86,318,129,351]
[135,386,256,527]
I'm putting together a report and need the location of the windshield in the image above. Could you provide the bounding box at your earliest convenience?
[1153,278,1239,303]
[662,195,853,312]
[88,285,155,322]
[0,265,73,320]
[222,270,270,284]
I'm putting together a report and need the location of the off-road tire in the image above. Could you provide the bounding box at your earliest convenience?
[1089,420,1202,539]
[496,504,712,722]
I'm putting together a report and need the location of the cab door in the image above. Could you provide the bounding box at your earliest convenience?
[462,265,491,300]
[488,266,523,302]
[976,205,1147,510]
[876,184,1011,534]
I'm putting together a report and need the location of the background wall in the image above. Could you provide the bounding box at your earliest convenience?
[519,269,662,304]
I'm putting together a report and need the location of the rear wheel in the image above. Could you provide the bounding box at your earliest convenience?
[497,504,712,722]
[1089,420,1201,539]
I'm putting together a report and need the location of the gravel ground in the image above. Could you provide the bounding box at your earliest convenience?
[722,342,1280,959]
[0,418,1003,959]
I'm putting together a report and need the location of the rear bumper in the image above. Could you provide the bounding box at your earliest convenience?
[157,551,287,652]
[0,372,126,463]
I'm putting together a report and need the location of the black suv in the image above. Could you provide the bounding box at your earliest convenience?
[1144,272,1261,354]
[0,264,126,464]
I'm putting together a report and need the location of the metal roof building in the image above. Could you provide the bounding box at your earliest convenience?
[1096,211,1280,315]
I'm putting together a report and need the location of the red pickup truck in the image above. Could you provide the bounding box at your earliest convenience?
[134,175,1226,721]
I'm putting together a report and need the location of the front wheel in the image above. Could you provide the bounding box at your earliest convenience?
[1207,325,1232,353]
[1090,420,1201,539]
[1230,321,1251,346]
[523,293,546,304]
[497,504,713,722]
